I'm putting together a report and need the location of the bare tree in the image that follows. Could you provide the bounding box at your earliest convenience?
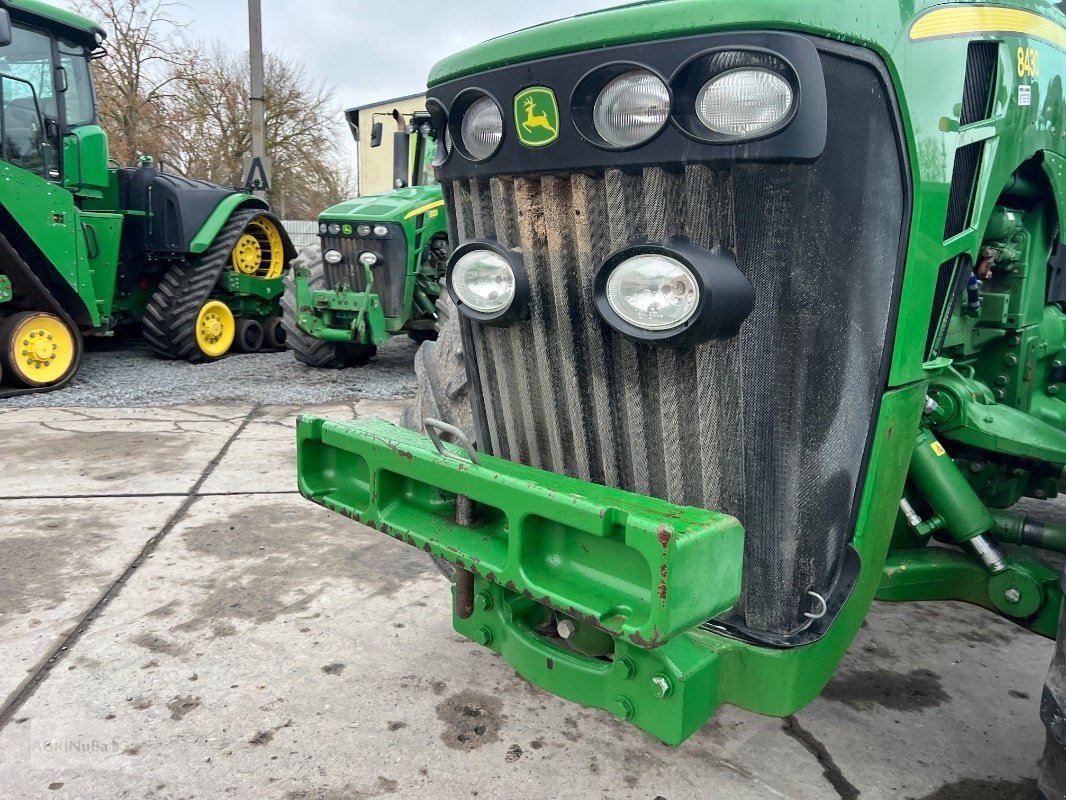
[70,0,187,165]
[162,41,354,216]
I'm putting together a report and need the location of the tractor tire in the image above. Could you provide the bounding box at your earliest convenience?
[280,245,377,369]
[400,288,473,581]
[1040,573,1066,799]
[143,207,264,362]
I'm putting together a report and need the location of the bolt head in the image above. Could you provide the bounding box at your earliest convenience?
[610,697,634,721]
[474,592,493,612]
[557,619,576,640]
[1005,588,1021,604]
[651,674,673,699]
[475,626,493,646]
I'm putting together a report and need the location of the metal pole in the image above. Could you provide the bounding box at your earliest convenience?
[247,0,266,197]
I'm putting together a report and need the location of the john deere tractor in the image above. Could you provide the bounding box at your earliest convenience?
[298,0,1066,788]
[0,0,295,396]
[281,110,446,368]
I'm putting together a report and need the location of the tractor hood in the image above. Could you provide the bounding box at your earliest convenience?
[427,0,969,86]
[319,185,444,223]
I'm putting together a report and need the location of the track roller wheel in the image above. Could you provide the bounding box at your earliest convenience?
[194,300,235,358]
[262,316,286,349]
[233,318,265,353]
[0,311,80,388]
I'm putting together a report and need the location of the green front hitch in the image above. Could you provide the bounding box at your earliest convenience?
[296,415,744,743]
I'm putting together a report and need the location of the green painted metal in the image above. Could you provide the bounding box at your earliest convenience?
[0,275,11,305]
[298,417,745,649]
[877,547,1059,637]
[187,194,267,255]
[3,0,104,41]
[217,270,284,302]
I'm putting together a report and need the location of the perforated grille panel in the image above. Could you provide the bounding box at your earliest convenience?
[449,51,905,634]
[319,232,408,317]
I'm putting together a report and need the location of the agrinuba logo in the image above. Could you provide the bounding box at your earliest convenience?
[514,87,559,147]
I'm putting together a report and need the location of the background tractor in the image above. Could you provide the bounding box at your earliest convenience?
[0,0,295,397]
[281,110,446,368]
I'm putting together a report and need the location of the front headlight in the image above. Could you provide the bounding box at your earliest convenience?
[592,70,670,148]
[446,240,530,326]
[695,68,794,136]
[323,249,343,265]
[605,254,698,331]
[356,223,372,237]
[327,223,341,235]
[358,252,378,267]
[458,95,503,161]
[451,249,514,313]
[318,222,328,234]
[594,240,754,347]
[373,225,389,237]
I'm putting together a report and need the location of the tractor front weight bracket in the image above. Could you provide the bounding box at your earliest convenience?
[296,415,744,743]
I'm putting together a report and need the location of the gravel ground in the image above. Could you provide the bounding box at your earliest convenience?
[0,335,420,407]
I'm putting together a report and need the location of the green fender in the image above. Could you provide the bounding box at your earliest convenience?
[187,194,268,255]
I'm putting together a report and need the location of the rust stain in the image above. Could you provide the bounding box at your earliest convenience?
[658,563,668,606]
[657,525,672,551]
[546,658,554,670]
[628,625,663,649]
[504,581,517,591]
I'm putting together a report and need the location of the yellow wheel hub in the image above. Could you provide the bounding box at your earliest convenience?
[231,214,285,279]
[5,312,76,386]
[194,300,235,358]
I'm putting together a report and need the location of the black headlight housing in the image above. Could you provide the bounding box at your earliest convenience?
[446,238,530,327]
[593,238,754,348]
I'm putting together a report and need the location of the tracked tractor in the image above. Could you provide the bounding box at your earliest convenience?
[281,110,446,368]
[297,0,1066,785]
[0,0,295,396]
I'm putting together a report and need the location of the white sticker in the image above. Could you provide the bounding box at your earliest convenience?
[1019,84,1032,106]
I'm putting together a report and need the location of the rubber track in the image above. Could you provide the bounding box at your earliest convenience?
[142,208,257,362]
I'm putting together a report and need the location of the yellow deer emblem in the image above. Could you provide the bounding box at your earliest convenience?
[521,96,557,137]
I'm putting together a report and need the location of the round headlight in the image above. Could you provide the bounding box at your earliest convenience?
[318,222,328,234]
[327,223,341,235]
[323,249,343,265]
[593,70,670,148]
[356,224,371,237]
[606,254,699,331]
[358,251,379,267]
[451,248,516,313]
[373,225,389,237]
[696,68,794,136]
[459,96,503,161]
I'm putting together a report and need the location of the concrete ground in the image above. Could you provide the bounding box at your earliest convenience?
[0,400,1055,799]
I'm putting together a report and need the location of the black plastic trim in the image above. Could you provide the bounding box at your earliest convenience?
[427,30,827,179]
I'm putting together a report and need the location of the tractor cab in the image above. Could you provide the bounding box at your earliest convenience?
[0,1,103,188]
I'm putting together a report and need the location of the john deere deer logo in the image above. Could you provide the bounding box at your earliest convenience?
[514,87,559,147]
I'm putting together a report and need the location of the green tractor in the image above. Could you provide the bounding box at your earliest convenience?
[0,0,295,396]
[281,110,447,368]
[297,0,1066,786]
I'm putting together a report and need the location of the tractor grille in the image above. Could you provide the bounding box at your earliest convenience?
[447,52,906,635]
[319,231,408,317]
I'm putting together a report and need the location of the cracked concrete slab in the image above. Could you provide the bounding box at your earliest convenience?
[0,497,184,704]
[0,412,248,499]
[792,599,1051,799]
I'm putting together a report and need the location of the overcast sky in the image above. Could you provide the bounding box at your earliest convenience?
[183,1,624,110]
